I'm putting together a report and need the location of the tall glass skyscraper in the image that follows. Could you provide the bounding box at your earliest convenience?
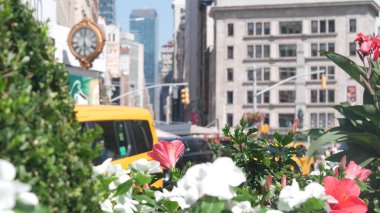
[99,0,115,25]
[130,9,159,114]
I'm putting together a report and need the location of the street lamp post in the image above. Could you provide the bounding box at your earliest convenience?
[252,66,257,113]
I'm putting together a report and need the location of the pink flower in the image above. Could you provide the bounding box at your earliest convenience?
[371,37,380,60]
[359,40,373,55]
[147,140,185,169]
[324,176,367,213]
[291,119,299,133]
[345,161,372,182]
[264,174,273,191]
[281,174,287,189]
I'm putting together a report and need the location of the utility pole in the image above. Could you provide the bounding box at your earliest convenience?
[166,86,173,124]
[253,66,257,113]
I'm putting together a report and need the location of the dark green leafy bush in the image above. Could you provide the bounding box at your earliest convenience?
[0,1,100,212]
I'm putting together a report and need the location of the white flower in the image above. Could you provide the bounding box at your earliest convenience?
[266,210,284,213]
[93,158,113,176]
[277,179,308,211]
[112,195,138,213]
[0,159,16,181]
[130,158,162,175]
[100,199,113,213]
[309,170,326,176]
[176,157,246,207]
[278,179,337,212]
[231,201,253,213]
[0,159,39,212]
[0,180,16,211]
[108,174,131,191]
[17,192,39,206]
[154,187,189,209]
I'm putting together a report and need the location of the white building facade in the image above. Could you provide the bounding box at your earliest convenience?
[120,32,148,109]
[209,0,379,132]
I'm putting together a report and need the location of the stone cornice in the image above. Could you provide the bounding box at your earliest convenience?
[210,1,380,17]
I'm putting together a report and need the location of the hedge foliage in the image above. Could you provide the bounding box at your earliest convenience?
[0,1,101,212]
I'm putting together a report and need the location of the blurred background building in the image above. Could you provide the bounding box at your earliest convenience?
[99,0,116,25]
[207,0,379,133]
[130,9,160,119]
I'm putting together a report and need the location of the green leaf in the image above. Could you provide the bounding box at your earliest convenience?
[307,131,345,160]
[327,144,377,166]
[302,128,326,138]
[114,179,134,197]
[200,197,225,213]
[135,173,152,185]
[134,194,158,208]
[321,51,365,87]
[161,199,179,213]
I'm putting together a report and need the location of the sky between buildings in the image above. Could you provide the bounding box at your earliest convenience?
[116,0,173,48]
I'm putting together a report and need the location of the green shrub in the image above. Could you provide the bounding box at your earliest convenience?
[0,1,100,212]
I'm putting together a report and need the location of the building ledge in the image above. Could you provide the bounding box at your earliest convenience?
[243,57,296,63]
[243,33,337,41]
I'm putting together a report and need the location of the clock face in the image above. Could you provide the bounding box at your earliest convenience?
[71,27,98,57]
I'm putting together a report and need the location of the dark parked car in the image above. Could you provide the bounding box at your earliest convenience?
[159,137,213,168]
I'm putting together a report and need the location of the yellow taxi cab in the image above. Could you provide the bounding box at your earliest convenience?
[74,105,158,169]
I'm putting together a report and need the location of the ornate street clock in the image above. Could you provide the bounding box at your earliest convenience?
[67,18,106,70]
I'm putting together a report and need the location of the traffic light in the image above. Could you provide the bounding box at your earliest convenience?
[181,87,190,105]
[260,123,269,134]
[321,74,327,90]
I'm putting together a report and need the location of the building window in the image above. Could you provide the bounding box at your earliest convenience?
[319,113,326,128]
[311,113,334,128]
[279,114,295,127]
[263,45,270,58]
[328,20,335,33]
[311,66,334,80]
[311,90,318,103]
[311,43,318,57]
[247,45,270,59]
[349,19,356,33]
[264,22,271,35]
[247,45,254,59]
[311,20,318,33]
[328,43,335,52]
[279,67,296,80]
[328,66,335,80]
[247,91,253,104]
[227,46,234,59]
[263,91,270,103]
[320,20,326,33]
[311,89,335,104]
[247,69,253,81]
[227,23,234,36]
[319,43,326,53]
[247,23,254,35]
[247,67,270,81]
[227,68,233,81]
[263,67,270,81]
[327,113,335,128]
[280,21,302,34]
[264,113,270,124]
[328,89,335,103]
[279,44,297,57]
[227,113,233,126]
[319,90,326,103]
[256,22,262,35]
[227,91,233,104]
[279,90,295,103]
[310,113,318,128]
[256,45,262,58]
[349,42,356,56]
